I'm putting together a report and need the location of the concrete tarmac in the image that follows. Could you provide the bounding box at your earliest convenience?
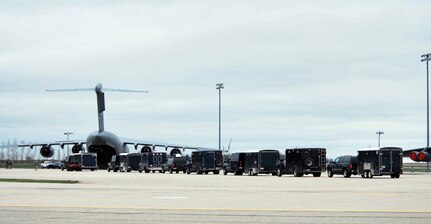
[0,169,430,223]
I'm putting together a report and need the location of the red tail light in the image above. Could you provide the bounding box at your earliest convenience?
[418,152,426,161]
[349,164,352,169]
[409,151,418,161]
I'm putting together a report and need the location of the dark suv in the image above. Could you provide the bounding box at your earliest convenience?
[327,155,358,178]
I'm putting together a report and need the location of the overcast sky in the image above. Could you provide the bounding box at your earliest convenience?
[0,0,430,158]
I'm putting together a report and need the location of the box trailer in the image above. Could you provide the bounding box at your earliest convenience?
[244,150,280,176]
[187,150,223,174]
[276,148,326,177]
[358,147,403,178]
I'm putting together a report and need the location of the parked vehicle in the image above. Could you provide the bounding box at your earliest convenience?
[107,155,119,172]
[139,152,168,173]
[53,162,62,169]
[63,153,98,171]
[164,156,188,173]
[187,150,223,174]
[119,153,142,172]
[357,147,403,178]
[41,161,55,169]
[276,148,326,177]
[244,150,280,176]
[327,155,358,178]
[223,152,245,175]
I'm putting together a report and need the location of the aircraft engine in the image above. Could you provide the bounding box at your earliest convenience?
[40,145,54,158]
[418,151,431,161]
[72,144,84,154]
[409,151,419,161]
[170,148,182,157]
[141,146,152,153]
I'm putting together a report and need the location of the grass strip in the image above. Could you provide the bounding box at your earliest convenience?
[0,178,79,184]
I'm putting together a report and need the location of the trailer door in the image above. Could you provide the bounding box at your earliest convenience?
[391,150,402,174]
[381,149,392,174]
[203,152,215,169]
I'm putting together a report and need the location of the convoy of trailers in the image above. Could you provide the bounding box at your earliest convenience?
[60,147,404,178]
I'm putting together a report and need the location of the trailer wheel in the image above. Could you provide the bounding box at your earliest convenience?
[139,170,142,173]
[390,174,395,178]
[361,174,365,178]
[186,168,191,174]
[204,171,209,174]
[169,168,173,173]
[395,174,400,178]
[176,170,179,174]
[213,170,220,175]
[293,167,302,177]
[313,172,321,177]
[223,169,228,175]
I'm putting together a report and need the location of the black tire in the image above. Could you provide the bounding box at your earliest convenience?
[176,170,179,174]
[186,168,191,174]
[223,169,228,175]
[139,170,142,173]
[169,168,173,173]
[248,170,252,176]
[293,167,303,177]
[361,174,365,178]
[390,174,395,178]
[343,169,351,178]
[213,170,220,175]
[107,168,111,172]
[313,172,321,177]
[395,174,400,178]
[127,170,131,173]
[204,171,209,174]
[327,169,333,177]
[152,170,155,173]
[183,170,186,174]
[277,167,283,177]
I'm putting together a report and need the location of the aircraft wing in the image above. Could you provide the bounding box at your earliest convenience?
[120,137,216,153]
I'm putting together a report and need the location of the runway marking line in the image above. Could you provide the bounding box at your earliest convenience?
[1,204,431,214]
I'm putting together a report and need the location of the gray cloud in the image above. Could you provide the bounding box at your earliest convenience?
[0,1,430,158]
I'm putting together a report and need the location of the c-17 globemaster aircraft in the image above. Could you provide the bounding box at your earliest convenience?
[19,83,205,169]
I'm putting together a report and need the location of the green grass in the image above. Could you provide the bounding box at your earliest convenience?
[0,178,79,184]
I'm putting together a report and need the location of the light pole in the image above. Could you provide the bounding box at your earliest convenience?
[376,130,384,148]
[421,53,431,148]
[216,83,224,151]
[64,131,73,156]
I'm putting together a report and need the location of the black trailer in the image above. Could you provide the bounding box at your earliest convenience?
[244,150,280,176]
[357,147,403,178]
[223,152,246,175]
[119,153,142,172]
[64,153,98,171]
[187,150,223,174]
[139,152,168,173]
[276,148,326,177]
